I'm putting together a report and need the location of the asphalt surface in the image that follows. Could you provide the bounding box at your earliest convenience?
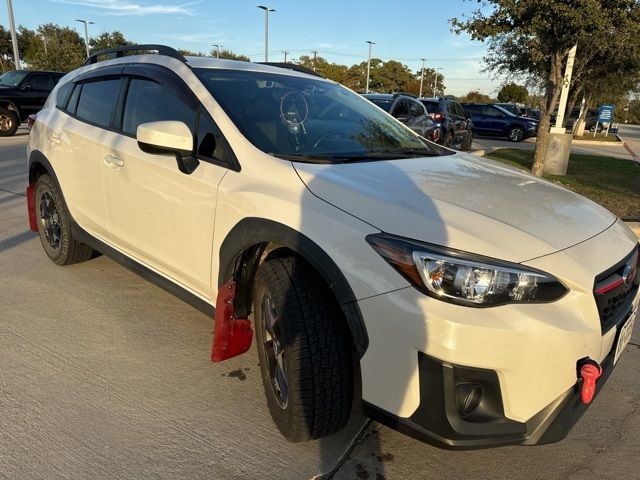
[472,123,640,163]
[2,129,639,479]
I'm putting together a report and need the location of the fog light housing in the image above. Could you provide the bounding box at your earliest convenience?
[456,382,483,417]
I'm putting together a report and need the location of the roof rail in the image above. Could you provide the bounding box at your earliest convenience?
[257,62,324,78]
[83,44,188,66]
[392,91,417,98]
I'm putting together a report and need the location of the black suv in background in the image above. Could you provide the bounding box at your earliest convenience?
[461,103,538,142]
[419,97,474,150]
[0,70,65,136]
[362,93,438,142]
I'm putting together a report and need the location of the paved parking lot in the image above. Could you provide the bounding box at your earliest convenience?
[1,130,639,479]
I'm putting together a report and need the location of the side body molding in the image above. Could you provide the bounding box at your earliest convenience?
[218,217,369,358]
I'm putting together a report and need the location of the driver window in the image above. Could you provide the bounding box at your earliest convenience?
[393,100,409,118]
[482,106,501,117]
[409,100,423,118]
[26,74,52,91]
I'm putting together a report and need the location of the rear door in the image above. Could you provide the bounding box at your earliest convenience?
[482,105,509,135]
[102,64,230,297]
[463,105,489,134]
[407,98,429,137]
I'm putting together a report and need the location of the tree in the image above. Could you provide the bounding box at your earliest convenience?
[497,83,528,103]
[0,25,14,72]
[217,49,250,62]
[297,55,348,83]
[459,90,493,103]
[89,31,133,53]
[18,24,85,71]
[451,0,639,177]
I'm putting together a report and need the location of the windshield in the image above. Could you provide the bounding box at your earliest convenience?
[194,68,451,162]
[0,70,29,87]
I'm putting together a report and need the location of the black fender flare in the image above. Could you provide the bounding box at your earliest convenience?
[219,217,369,358]
[28,150,61,186]
[0,99,20,118]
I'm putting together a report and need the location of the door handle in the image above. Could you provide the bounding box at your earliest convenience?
[104,153,124,168]
[49,134,61,145]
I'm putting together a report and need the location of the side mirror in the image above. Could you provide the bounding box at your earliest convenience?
[21,83,33,91]
[137,121,199,174]
[396,114,410,123]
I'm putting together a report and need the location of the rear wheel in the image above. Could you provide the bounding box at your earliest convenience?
[507,126,525,142]
[254,252,353,442]
[461,130,474,151]
[0,107,19,137]
[35,174,94,265]
[442,130,454,148]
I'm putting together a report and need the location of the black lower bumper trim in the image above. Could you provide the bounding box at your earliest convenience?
[363,350,616,450]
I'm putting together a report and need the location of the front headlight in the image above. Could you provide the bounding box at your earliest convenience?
[367,234,568,307]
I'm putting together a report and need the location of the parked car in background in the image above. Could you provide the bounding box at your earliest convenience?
[495,103,540,121]
[0,70,65,136]
[461,103,538,142]
[362,93,439,142]
[419,97,474,151]
[553,108,602,132]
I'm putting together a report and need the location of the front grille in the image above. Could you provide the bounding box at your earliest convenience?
[594,246,639,334]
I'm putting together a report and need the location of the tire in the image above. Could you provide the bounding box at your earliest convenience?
[461,130,474,151]
[253,252,353,442]
[0,107,19,137]
[442,131,454,148]
[35,174,94,265]
[507,126,525,142]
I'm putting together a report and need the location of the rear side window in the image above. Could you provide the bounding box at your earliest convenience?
[75,79,121,127]
[393,100,409,117]
[27,73,53,91]
[421,101,440,114]
[409,100,424,118]
[122,78,196,136]
[66,84,81,115]
[56,82,73,108]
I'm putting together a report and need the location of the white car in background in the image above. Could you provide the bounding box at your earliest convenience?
[27,45,639,448]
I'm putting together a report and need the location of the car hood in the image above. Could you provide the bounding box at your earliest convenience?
[293,152,617,263]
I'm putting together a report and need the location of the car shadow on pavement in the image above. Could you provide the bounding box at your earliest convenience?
[0,230,37,253]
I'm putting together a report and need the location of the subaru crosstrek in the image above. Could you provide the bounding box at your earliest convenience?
[27,45,639,449]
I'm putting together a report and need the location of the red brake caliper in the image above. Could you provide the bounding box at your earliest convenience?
[579,359,603,405]
[211,280,253,362]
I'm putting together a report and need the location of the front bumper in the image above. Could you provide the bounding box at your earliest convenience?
[364,345,621,449]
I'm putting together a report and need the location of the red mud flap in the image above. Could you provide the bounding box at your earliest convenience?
[27,184,38,232]
[211,280,253,362]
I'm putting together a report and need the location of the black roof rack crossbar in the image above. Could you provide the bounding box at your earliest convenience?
[83,44,188,66]
[257,62,324,78]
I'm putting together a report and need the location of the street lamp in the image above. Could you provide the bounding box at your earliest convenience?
[257,5,275,62]
[433,67,443,97]
[365,40,375,93]
[6,0,21,70]
[212,44,222,58]
[76,19,94,58]
[419,58,426,98]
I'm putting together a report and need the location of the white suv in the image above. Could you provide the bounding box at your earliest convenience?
[27,45,639,448]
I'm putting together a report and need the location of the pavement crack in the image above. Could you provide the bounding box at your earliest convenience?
[0,187,26,197]
[321,420,382,480]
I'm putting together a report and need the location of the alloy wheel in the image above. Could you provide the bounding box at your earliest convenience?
[260,293,289,409]
[40,191,62,250]
[0,114,13,132]
[509,127,524,142]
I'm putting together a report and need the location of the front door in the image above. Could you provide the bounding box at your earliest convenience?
[103,69,228,297]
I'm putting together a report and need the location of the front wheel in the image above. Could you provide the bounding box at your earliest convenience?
[507,126,525,142]
[254,253,353,442]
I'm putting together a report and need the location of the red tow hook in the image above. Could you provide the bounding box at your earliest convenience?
[211,280,253,363]
[579,359,603,405]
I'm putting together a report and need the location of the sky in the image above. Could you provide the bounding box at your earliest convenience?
[0,0,506,96]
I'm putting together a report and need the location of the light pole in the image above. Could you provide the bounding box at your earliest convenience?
[419,58,426,98]
[311,49,318,71]
[365,40,375,93]
[41,35,48,56]
[212,44,222,58]
[257,5,275,62]
[433,67,442,96]
[76,19,94,58]
[6,0,21,70]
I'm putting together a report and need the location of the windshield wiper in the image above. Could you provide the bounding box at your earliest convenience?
[273,153,346,164]
[338,148,437,162]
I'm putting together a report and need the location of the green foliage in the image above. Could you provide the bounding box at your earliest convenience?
[497,82,528,103]
[460,90,493,103]
[89,31,133,53]
[0,25,13,72]
[217,49,250,62]
[19,24,86,72]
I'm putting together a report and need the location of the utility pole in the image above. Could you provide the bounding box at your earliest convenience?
[257,5,275,62]
[311,50,318,71]
[365,40,375,93]
[6,0,21,70]
[212,44,222,58]
[282,50,289,63]
[76,19,94,58]
[433,67,442,97]
[419,58,426,98]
